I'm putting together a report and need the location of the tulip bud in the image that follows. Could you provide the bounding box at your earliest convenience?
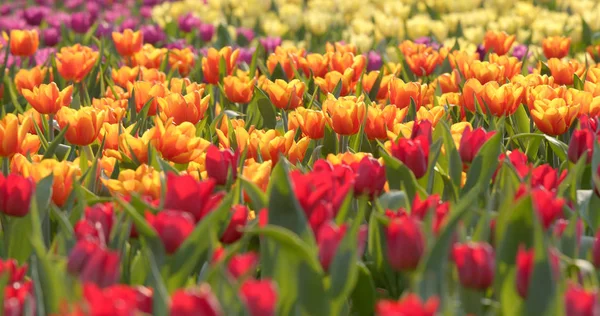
[452,242,495,290]
[0,259,27,284]
[532,189,565,230]
[352,156,386,198]
[83,283,153,315]
[227,252,258,279]
[568,129,594,164]
[565,283,599,316]
[391,136,430,179]
[84,203,114,243]
[376,294,439,316]
[205,145,239,186]
[386,217,425,271]
[410,120,433,144]
[317,222,367,272]
[459,126,496,164]
[516,246,560,298]
[67,240,120,288]
[164,173,222,222]
[146,211,195,254]
[178,13,200,33]
[5,281,35,316]
[220,205,248,244]
[240,280,277,316]
[42,28,60,47]
[170,284,223,316]
[70,12,94,34]
[0,174,34,218]
[199,23,215,42]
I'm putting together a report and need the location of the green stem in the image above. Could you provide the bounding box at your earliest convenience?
[82,144,95,160]
[48,114,54,142]
[1,157,8,176]
[339,135,349,153]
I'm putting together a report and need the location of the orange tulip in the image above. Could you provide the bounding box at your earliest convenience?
[132,44,166,69]
[0,114,32,157]
[365,104,407,140]
[18,108,43,135]
[151,118,210,164]
[314,69,355,96]
[293,107,326,139]
[389,77,424,110]
[104,85,130,100]
[525,84,566,109]
[546,58,585,85]
[157,90,210,125]
[119,127,153,164]
[97,123,121,150]
[437,69,461,93]
[111,66,140,88]
[489,54,522,80]
[327,152,374,166]
[399,40,429,57]
[585,81,600,97]
[14,66,48,94]
[330,52,366,81]
[167,78,205,94]
[542,36,571,59]
[362,72,393,101]
[264,79,305,110]
[169,48,196,76]
[92,97,128,124]
[247,130,309,164]
[322,94,367,135]
[22,82,73,114]
[56,106,106,146]
[101,164,161,200]
[462,79,524,116]
[449,50,480,75]
[416,106,445,126]
[326,42,357,54]
[140,67,166,83]
[133,81,167,116]
[29,159,81,206]
[56,44,99,83]
[483,30,515,56]
[242,159,272,193]
[202,47,240,84]
[306,53,330,78]
[463,60,505,84]
[112,29,143,57]
[531,98,580,136]
[223,72,255,103]
[405,51,442,77]
[564,88,593,115]
[266,47,309,80]
[19,133,40,157]
[9,29,39,57]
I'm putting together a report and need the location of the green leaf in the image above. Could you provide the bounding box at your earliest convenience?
[42,124,69,159]
[380,151,421,203]
[378,191,410,211]
[255,88,277,129]
[461,132,502,195]
[144,246,170,316]
[241,178,268,211]
[350,262,376,315]
[115,197,158,239]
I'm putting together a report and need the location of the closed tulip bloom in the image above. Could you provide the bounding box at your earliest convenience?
[362,72,393,101]
[164,173,223,222]
[542,36,571,59]
[292,107,326,139]
[0,259,27,283]
[306,53,330,77]
[112,29,143,57]
[314,69,355,96]
[516,246,559,298]
[152,119,210,164]
[483,30,515,56]
[4,280,35,316]
[0,114,32,157]
[405,50,442,76]
[265,79,305,110]
[568,129,594,163]
[67,240,120,288]
[565,284,599,316]
[168,48,196,76]
[223,73,255,103]
[84,203,114,244]
[9,29,39,57]
[14,66,47,94]
[489,54,522,80]
[389,77,423,110]
[132,44,166,69]
[56,106,106,146]
[56,44,99,83]
[532,98,580,136]
[452,242,495,290]
[0,173,34,217]
[202,46,240,84]
[133,81,167,116]
[157,90,209,125]
[376,294,439,316]
[146,210,195,254]
[205,145,239,185]
[227,252,259,279]
[111,66,140,88]
[365,104,406,140]
[391,136,430,179]
[547,58,585,86]
[322,94,366,135]
[463,60,505,84]
[437,69,461,93]
[317,222,367,272]
[220,205,248,244]
[352,156,386,198]
[29,159,81,207]
[83,284,153,315]
[459,126,496,163]
[531,189,565,230]
[386,217,425,271]
[240,279,277,316]
[330,52,365,81]
[170,284,223,316]
[22,82,73,114]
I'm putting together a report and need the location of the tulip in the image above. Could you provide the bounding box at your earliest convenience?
[22,82,73,115]
[223,73,255,104]
[0,259,27,283]
[168,77,205,94]
[531,189,565,229]
[202,47,240,84]
[0,114,32,158]
[437,69,461,93]
[532,98,580,136]
[565,283,599,316]
[322,94,367,135]
[56,44,99,83]
[516,246,560,298]
[376,294,439,316]
[314,69,355,96]
[220,205,248,244]
[351,156,386,198]
[132,44,166,69]
[391,136,430,179]
[157,90,209,125]
[386,217,425,271]
[483,30,515,56]
[389,78,423,110]
[9,29,38,57]
[459,126,496,164]
[112,29,143,57]
[29,159,81,207]
[151,119,210,164]
[452,242,495,290]
[4,281,35,316]
[133,81,167,116]
[227,252,258,279]
[405,51,442,77]
[292,107,326,139]
[542,36,571,59]
[463,61,505,84]
[264,79,305,110]
[111,66,140,88]
[83,283,153,315]
[70,12,93,34]
[169,48,195,76]
[199,23,215,42]
[84,203,114,243]
[317,222,367,272]
[14,66,47,94]
[568,129,595,163]
[362,72,393,101]
[170,285,223,316]
[55,106,105,146]
[146,210,195,254]
[164,173,223,222]
[67,239,120,288]
[42,27,59,47]
[530,164,564,192]
[205,145,239,186]
[240,279,277,316]
[101,164,161,200]
[547,58,585,86]
[306,53,330,78]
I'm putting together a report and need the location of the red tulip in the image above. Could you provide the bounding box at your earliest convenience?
[74,220,101,243]
[452,242,495,290]
[390,136,430,179]
[4,280,35,316]
[568,129,594,163]
[409,194,450,235]
[375,293,439,316]
[164,173,224,222]
[553,219,583,247]
[351,156,386,198]
[565,284,600,316]
[496,150,530,180]
[146,210,195,254]
[411,120,433,145]
[220,205,248,244]
[532,189,565,230]
[205,145,239,185]
[211,246,225,264]
[316,222,367,272]
[386,217,425,271]
[0,259,27,284]
[530,164,566,191]
[240,279,278,316]
[84,202,114,243]
[580,115,599,134]
[227,252,258,279]
[516,246,560,298]
[83,283,153,315]
[459,126,496,163]
[67,240,120,288]
[0,173,34,217]
[592,230,600,268]
[170,284,223,316]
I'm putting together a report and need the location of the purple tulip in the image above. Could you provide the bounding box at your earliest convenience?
[87,2,101,21]
[143,0,161,5]
[178,13,200,33]
[165,39,190,50]
[34,47,55,66]
[96,21,113,38]
[23,7,48,26]
[42,28,60,46]
[414,37,432,46]
[366,51,382,72]
[141,24,166,45]
[238,47,256,65]
[237,27,255,42]
[476,44,486,61]
[260,36,282,54]
[70,12,94,34]
[199,23,215,42]
[0,5,12,16]
[140,6,153,19]
[47,12,70,29]
[119,18,139,32]
[512,44,529,61]
[65,0,84,9]
[0,16,27,32]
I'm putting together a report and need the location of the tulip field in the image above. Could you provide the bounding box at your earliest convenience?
[5,0,600,315]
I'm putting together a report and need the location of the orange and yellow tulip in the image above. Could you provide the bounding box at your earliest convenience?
[542,36,571,59]
[326,42,357,54]
[22,82,74,114]
[112,66,140,88]
[9,29,39,57]
[56,106,106,146]
[97,123,121,150]
[223,72,255,103]
[483,30,515,56]
[489,54,522,80]
[416,106,445,126]
[362,72,393,101]
[531,98,580,136]
[15,66,48,94]
[306,53,330,78]
[264,79,305,110]
[0,114,32,157]
[546,58,585,85]
[462,79,524,117]
[405,51,442,77]
[92,97,128,124]
[101,164,161,200]
[247,130,309,164]
[167,78,205,94]
[389,78,424,110]
[157,90,210,125]
[30,159,81,206]
[365,104,407,140]
[330,52,365,81]
[322,94,367,135]
[112,29,144,57]
[242,159,272,193]
[169,48,196,76]
[437,69,461,93]
[292,107,326,139]
[133,81,167,116]
[463,61,505,84]
[132,44,166,69]
[266,47,308,80]
[56,44,99,83]
[18,108,43,135]
[314,69,355,96]
[202,47,240,84]
[119,127,153,164]
[151,118,210,164]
